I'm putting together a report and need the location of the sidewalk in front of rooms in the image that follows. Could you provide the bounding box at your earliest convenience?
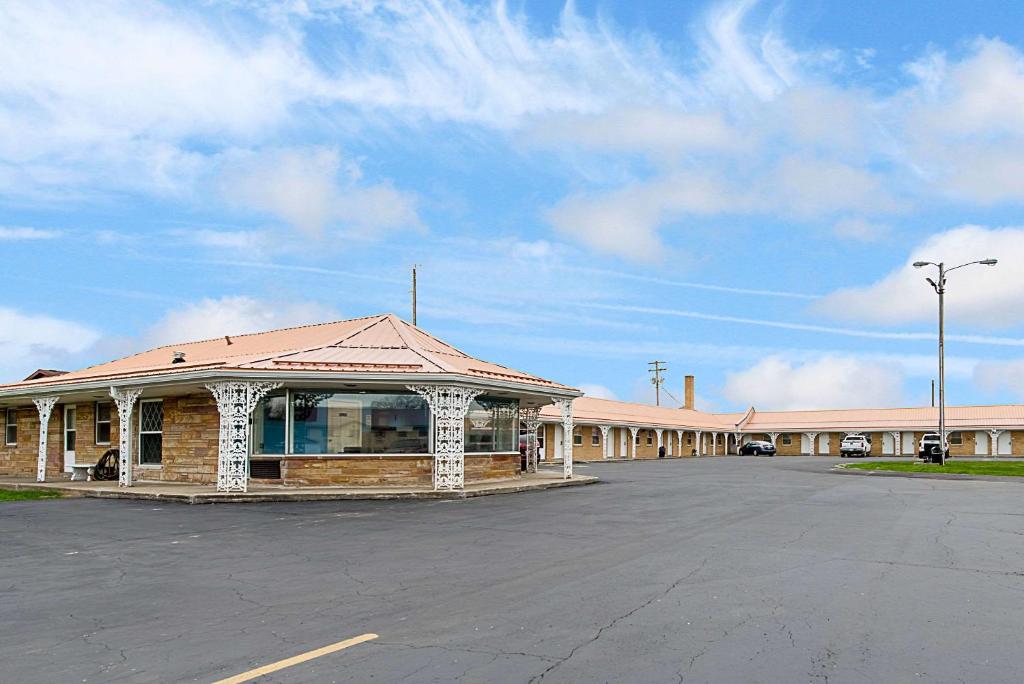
[0,469,597,504]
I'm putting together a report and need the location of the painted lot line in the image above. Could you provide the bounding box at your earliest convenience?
[212,633,379,684]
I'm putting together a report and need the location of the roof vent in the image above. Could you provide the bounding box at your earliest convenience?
[171,351,187,364]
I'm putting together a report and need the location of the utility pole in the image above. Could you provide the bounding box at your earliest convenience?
[931,379,935,408]
[411,265,418,326]
[648,361,667,407]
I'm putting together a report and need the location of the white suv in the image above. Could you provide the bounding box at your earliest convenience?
[918,433,949,460]
[840,434,871,457]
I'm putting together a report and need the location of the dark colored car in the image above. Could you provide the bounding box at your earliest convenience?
[739,440,776,456]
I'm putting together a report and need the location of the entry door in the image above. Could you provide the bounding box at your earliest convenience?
[63,405,77,472]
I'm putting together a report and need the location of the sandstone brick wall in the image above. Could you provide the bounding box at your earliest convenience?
[282,456,433,486]
[775,433,802,456]
[0,406,59,477]
[135,394,220,484]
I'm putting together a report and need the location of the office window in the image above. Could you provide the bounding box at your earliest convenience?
[4,409,15,446]
[591,428,600,446]
[949,432,963,446]
[139,400,163,465]
[95,402,111,445]
[782,434,792,446]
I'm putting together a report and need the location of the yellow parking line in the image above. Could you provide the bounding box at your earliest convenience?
[213,633,379,684]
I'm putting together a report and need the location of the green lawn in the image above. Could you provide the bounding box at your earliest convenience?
[0,488,63,502]
[842,461,1024,477]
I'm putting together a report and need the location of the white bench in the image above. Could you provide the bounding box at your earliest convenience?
[70,465,93,481]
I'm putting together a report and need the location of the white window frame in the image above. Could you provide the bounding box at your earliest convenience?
[138,399,164,466]
[782,433,793,446]
[646,432,653,446]
[95,401,112,446]
[5,408,16,446]
[572,426,583,447]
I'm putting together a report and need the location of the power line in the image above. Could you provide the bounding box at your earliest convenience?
[648,361,667,407]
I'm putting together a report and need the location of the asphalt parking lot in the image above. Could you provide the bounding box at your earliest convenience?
[3,456,1023,683]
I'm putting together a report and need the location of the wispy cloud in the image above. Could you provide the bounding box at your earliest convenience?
[568,266,820,300]
[0,226,60,240]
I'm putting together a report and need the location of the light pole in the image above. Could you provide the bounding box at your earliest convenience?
[912,258,998,465]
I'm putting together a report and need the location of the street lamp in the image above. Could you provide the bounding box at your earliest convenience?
[912,258,998,464]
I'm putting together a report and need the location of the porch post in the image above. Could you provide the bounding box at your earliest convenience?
[655,428,664,455]
[409,385,482,490]
[733,433,742,454]
[553,398,574,478]
[110,387,143,487]
[768,432,779,447]
[695,430,703,457]
[675,430,683,458]
[890,431,901,456]
[520,407,540,473]
[990,429,1003,456]
[206,381,282,493]
[599,425,610,459]
[806,432,818,456]
[32,396,59,482]
[628,427,639,459]
[712,432,718,456]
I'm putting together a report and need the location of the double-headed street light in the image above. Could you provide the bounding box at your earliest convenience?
[912,259,998,465]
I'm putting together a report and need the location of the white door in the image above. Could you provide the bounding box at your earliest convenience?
[882,433,895,455]
[975,431,989,456]
[998,432,1012,455]
[63,405,77,472]
[819,433,830,454]
[902,432,916,455]
[619,429,626,458]
[553,425,563,461]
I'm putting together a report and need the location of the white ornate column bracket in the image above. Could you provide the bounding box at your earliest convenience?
[628,426,639,459]
[110,387,143,487]
[767,432,780,447]
[655,428,664,456]
[552,398,574,479]
[32,396,60,482]
[409,385,482,490]
[675,430,684,458]
[598,425,611,459]
[206,381,282,493]
[711,432,718,456]
[695,430,703,457]
[889,431,901,457]
[734,433,743,455]
[520,407,541,473]
[805,432,819,456]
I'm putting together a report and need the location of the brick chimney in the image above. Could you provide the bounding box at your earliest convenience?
[684,375,695,410]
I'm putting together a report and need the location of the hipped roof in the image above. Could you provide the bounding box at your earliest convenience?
[0,314,575,394]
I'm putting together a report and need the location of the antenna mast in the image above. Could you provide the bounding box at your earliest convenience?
[411,265,418,326]
[648,360,667,406]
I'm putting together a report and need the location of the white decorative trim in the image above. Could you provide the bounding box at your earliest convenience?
[805,432,819,456]
[553,398,574,478]
[206,381,282,493]
[520,407,540,473]
[599,425,610,459]
[628,426,639,459]
[409,385,482,490]
[32,396,59,482]
[695,430,703,457]
[989,429,1004,456]
[110,387,143,487]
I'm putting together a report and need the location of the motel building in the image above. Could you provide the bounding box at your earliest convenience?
[538,377,1024,461]
[0,314,580,493]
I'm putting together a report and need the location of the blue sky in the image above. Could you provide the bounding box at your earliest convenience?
[3,0,1024,411]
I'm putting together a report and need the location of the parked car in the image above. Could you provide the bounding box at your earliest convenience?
[918,433,949,462]
[839,434,871,458]
[739,440,776,456]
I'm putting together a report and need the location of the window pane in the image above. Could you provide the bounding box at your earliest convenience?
[465,397,517,452]
[96,403,111,422]
[140,402,163,432]
[96,422,111,444]
[65,430,76,451]
[291,391,428,455]
[253,394,287,455]
[140,434,162,464]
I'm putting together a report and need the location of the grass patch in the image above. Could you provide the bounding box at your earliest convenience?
[842,461,1024,477]
[0,488,64,502]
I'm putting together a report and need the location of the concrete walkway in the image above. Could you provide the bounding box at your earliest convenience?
[0,470,597,504]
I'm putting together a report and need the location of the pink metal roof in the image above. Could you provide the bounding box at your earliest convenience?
[539,397,732,430]
[0,314,575,393]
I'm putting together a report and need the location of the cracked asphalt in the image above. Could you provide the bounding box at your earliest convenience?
[3,456,1023,683]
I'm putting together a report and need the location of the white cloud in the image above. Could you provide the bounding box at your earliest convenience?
[833,217,890,242]
[0,308,100,383]
[723,355,906,410]
[974,359,1024,401]
[819,225,1024,327]
[143,296,340,347]
[0,226,60,240]
[175,229,270,255]
[577,383,617,400]
[219,147,421,238]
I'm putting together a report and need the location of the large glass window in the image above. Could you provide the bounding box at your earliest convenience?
[4,409,15,446]
[253,392,287,455]
[95,402,111,445]
[291,391,429,455]
[139,400,163,465]
[465,397,518,453]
